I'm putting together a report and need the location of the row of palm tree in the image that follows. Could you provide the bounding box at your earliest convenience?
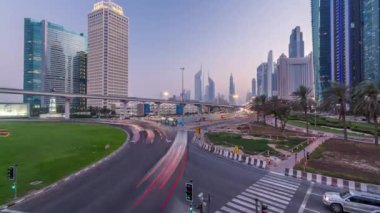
[249,80,380,145]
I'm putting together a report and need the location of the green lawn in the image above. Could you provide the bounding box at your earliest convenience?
[206,133,304,155]
[0,122,126,205]
[288,120,369,137]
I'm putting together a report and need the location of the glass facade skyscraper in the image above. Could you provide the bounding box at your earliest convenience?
[311,0,321,100]
[289,26,305,58]
[23,18,87,109]
[363,0,380,87]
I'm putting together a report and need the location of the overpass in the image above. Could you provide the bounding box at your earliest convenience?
[0,87,239,119]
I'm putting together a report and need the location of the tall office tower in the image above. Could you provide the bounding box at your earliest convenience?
[272,64,278,96]
[363,0,380,87]
[277,53,314,100]
[349,0,363,87]
[194,69,202,101]
[311,0,321,100]
[256,63,268,96]
[312,0,363,100]
[289,26,305,58]
[312,0,332,101]
[229,74,236,104]
[23,18,87,110]
[251,78,256,96]
[72,51,87,111]
[207,75,215,102]
[87,0,129,108]
[267,50,274,98]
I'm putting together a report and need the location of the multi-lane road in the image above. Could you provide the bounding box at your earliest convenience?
[3,117,341,213]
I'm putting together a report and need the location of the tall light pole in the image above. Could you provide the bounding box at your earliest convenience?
[180,67,185,102]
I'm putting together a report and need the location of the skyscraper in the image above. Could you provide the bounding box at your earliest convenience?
[251,78,256,96]
[23,18,87,109]
[256,63,267,96]
[72,51,87,111]
[87,0,129,108]
[363,0,380,87]
[277,53,314,100]
[311,0,321,100]
[267,50,274,98]
[194,69,202,101]
[312,0,363,100]
[289,26,305,58]
[207,75,215,102]
[272,64,278,96]
[229,74,236,104]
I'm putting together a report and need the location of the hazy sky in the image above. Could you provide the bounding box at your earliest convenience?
[0,0,312,103]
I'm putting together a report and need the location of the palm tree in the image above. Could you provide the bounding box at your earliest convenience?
[292,85,313,136]
[353,81,380,145]
[250,95,267,124]
[268,96,280,128]
[321,82,350,141]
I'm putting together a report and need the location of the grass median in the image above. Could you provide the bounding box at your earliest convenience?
[206,132,304,155]
[295,139,380,185]
[0,121,127,205]
[287,120,369,137]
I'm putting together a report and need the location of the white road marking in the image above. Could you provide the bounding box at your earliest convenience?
[216,174,300,213]
[226,202,253,213]
[261,177,300,188]
[259,179,299,190]
[310,193,323,197]
[248,186,292,201]
[1,209,28,213]
[304,208,321,213]
[297,182,314,213]
[221,206,240,213]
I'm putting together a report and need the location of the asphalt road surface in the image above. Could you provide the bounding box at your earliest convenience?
[5,118,342,213]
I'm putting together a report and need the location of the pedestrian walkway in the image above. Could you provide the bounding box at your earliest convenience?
[269,136,330,173]
[215,173,301,213]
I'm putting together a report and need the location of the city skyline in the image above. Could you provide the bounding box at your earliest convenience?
[0,0,312,103]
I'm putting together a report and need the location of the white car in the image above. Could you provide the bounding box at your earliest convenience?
[323,190,380,213]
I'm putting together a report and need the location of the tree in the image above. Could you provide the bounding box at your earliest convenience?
[254,95,268,124]
[268,96,281,128]
[321,82,350,141]
[352,81,380,145]
[277,101,291,132]
[292,85,314,136]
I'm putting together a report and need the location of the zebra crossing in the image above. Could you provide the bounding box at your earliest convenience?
[215,174,301,213]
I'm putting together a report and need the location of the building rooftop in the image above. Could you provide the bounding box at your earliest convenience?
[92,0,124,16]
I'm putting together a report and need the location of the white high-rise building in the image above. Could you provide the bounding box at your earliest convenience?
[194,69,202,101]
[277,53,314,100]
[87,0,129,108]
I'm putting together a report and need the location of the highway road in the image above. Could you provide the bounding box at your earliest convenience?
[4,118,342,213]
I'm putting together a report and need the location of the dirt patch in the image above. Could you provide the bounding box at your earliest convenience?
[0,129,10,137]
[298,139,380,185]
[248,123,310,138]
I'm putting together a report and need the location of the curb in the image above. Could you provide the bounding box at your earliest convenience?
[0,125,131,210]
[197,141,267,169]
[285,168,380,194]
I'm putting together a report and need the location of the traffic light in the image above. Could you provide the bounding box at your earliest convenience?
[185,182,193,202]
[306,152,310,160]
[189,204,193,212]
[7,166,15,180]
[11,183,16,190]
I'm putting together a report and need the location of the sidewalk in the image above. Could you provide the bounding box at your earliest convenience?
[269,136,330,173]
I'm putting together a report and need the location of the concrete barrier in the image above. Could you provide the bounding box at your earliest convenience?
[284,168,380,194]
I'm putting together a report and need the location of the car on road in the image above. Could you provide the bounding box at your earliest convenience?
[322,190,380,212]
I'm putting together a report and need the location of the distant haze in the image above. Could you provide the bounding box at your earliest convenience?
[0,0,311,103]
